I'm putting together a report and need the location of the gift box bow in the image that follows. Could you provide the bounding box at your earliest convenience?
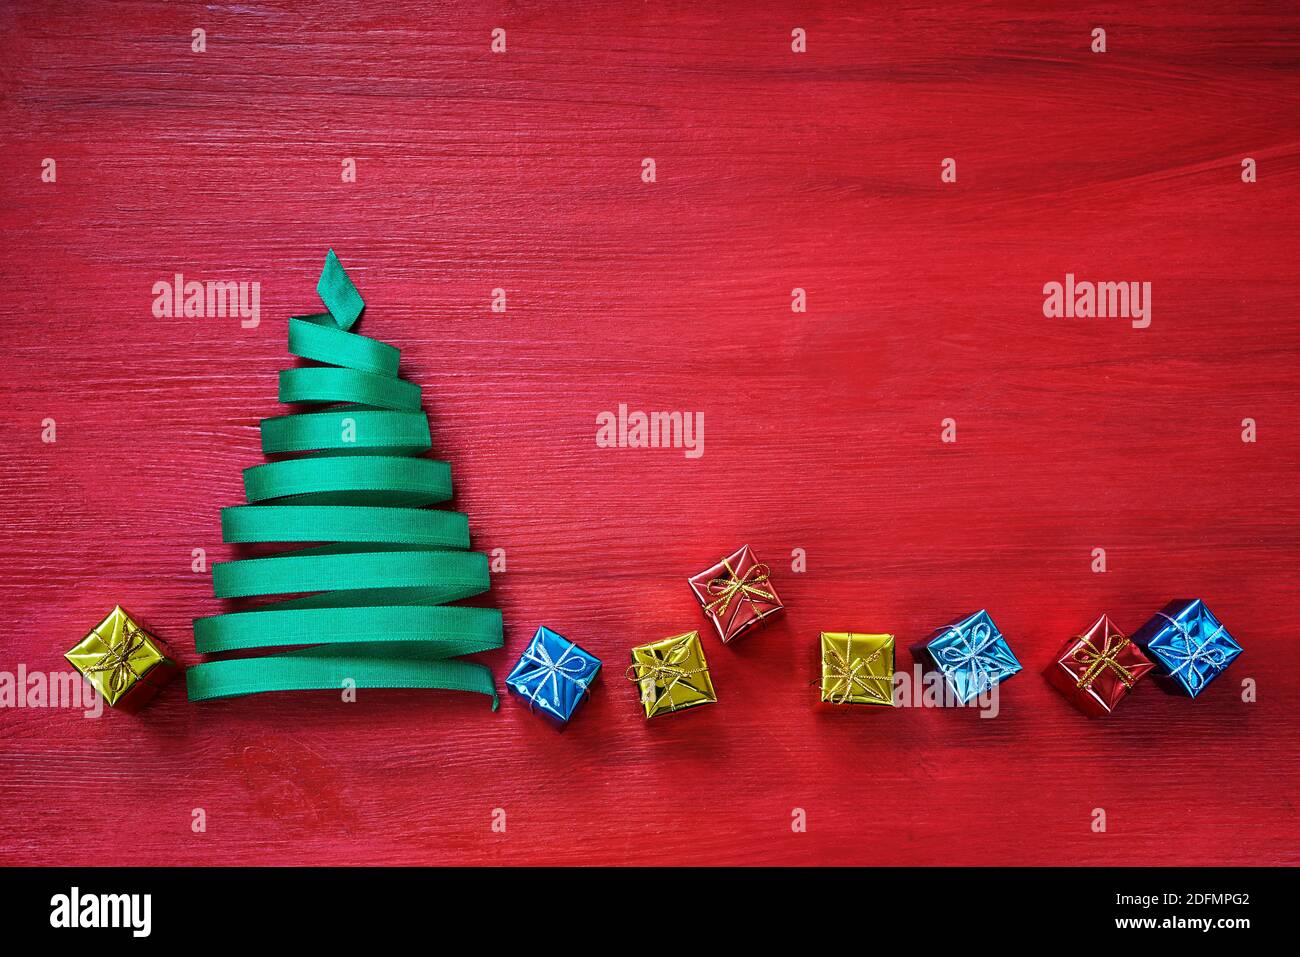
[704,557,777,621]
[513,638,595,714]
[821,641,892,704]
[935,619,1013,694]
[76,618,158,697]
[1156,610,1234,692]
[1072,632,1139,691]
[625,636,708,708]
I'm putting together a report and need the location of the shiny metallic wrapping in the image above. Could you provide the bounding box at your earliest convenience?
[819,632,895,706]
[1045,614,1154,716]
[1132,599,1242,697]
[688,544,782,643]
[924,609,1021,705]
[506,625,600,726]
[627,631,716,718]
[65,605,179,711]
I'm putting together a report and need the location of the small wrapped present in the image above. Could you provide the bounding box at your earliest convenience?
[626,631,716,718]
[688,544,782,643]
[1045,614,1155,716]
[65,605,179,712]
[818,632,895,706]
[506,626,600,726]
[1132,599,1242,698]
[923,609,1021,704]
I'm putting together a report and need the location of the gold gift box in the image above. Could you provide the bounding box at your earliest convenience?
[819,632,895,706]
[65,606,179,712]
[627,631,717,718]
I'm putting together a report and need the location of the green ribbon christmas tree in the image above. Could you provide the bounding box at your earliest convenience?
[186,251,501,707]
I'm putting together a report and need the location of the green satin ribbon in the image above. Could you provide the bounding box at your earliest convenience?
[187,249,501,707]
[213,547,488,599]
[260,410,430,454]
[185,645,498,702]
[243,456,452,505]
[278,366,422,410]
[288,314,399,376]
[195,606,502,654]
[221,505,468,546]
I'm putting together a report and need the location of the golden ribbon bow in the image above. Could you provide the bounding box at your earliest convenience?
[1072,632,1136,691]
[704,558,776,621]
[84,621,150,696]
[625,637,707,709]
[822,640,891,705]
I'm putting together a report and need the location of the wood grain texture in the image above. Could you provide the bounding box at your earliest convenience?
[1,0,1298,866]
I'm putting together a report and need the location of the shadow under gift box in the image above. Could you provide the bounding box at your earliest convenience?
[688,544,783,643]
[1130,599,1243,698]
[907,609,1022,706]
[505,625,601,728]
[1043,614,1156,717]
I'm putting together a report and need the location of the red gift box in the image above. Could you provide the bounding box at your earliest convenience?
[688,544,783,643]
[1045,614,1155,716]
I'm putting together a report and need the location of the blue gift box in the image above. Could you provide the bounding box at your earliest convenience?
[1131,599,1242,698]
[506,626,600,725]
[924,610,1022,704]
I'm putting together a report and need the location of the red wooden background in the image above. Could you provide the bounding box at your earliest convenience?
[1,1,1297,866]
